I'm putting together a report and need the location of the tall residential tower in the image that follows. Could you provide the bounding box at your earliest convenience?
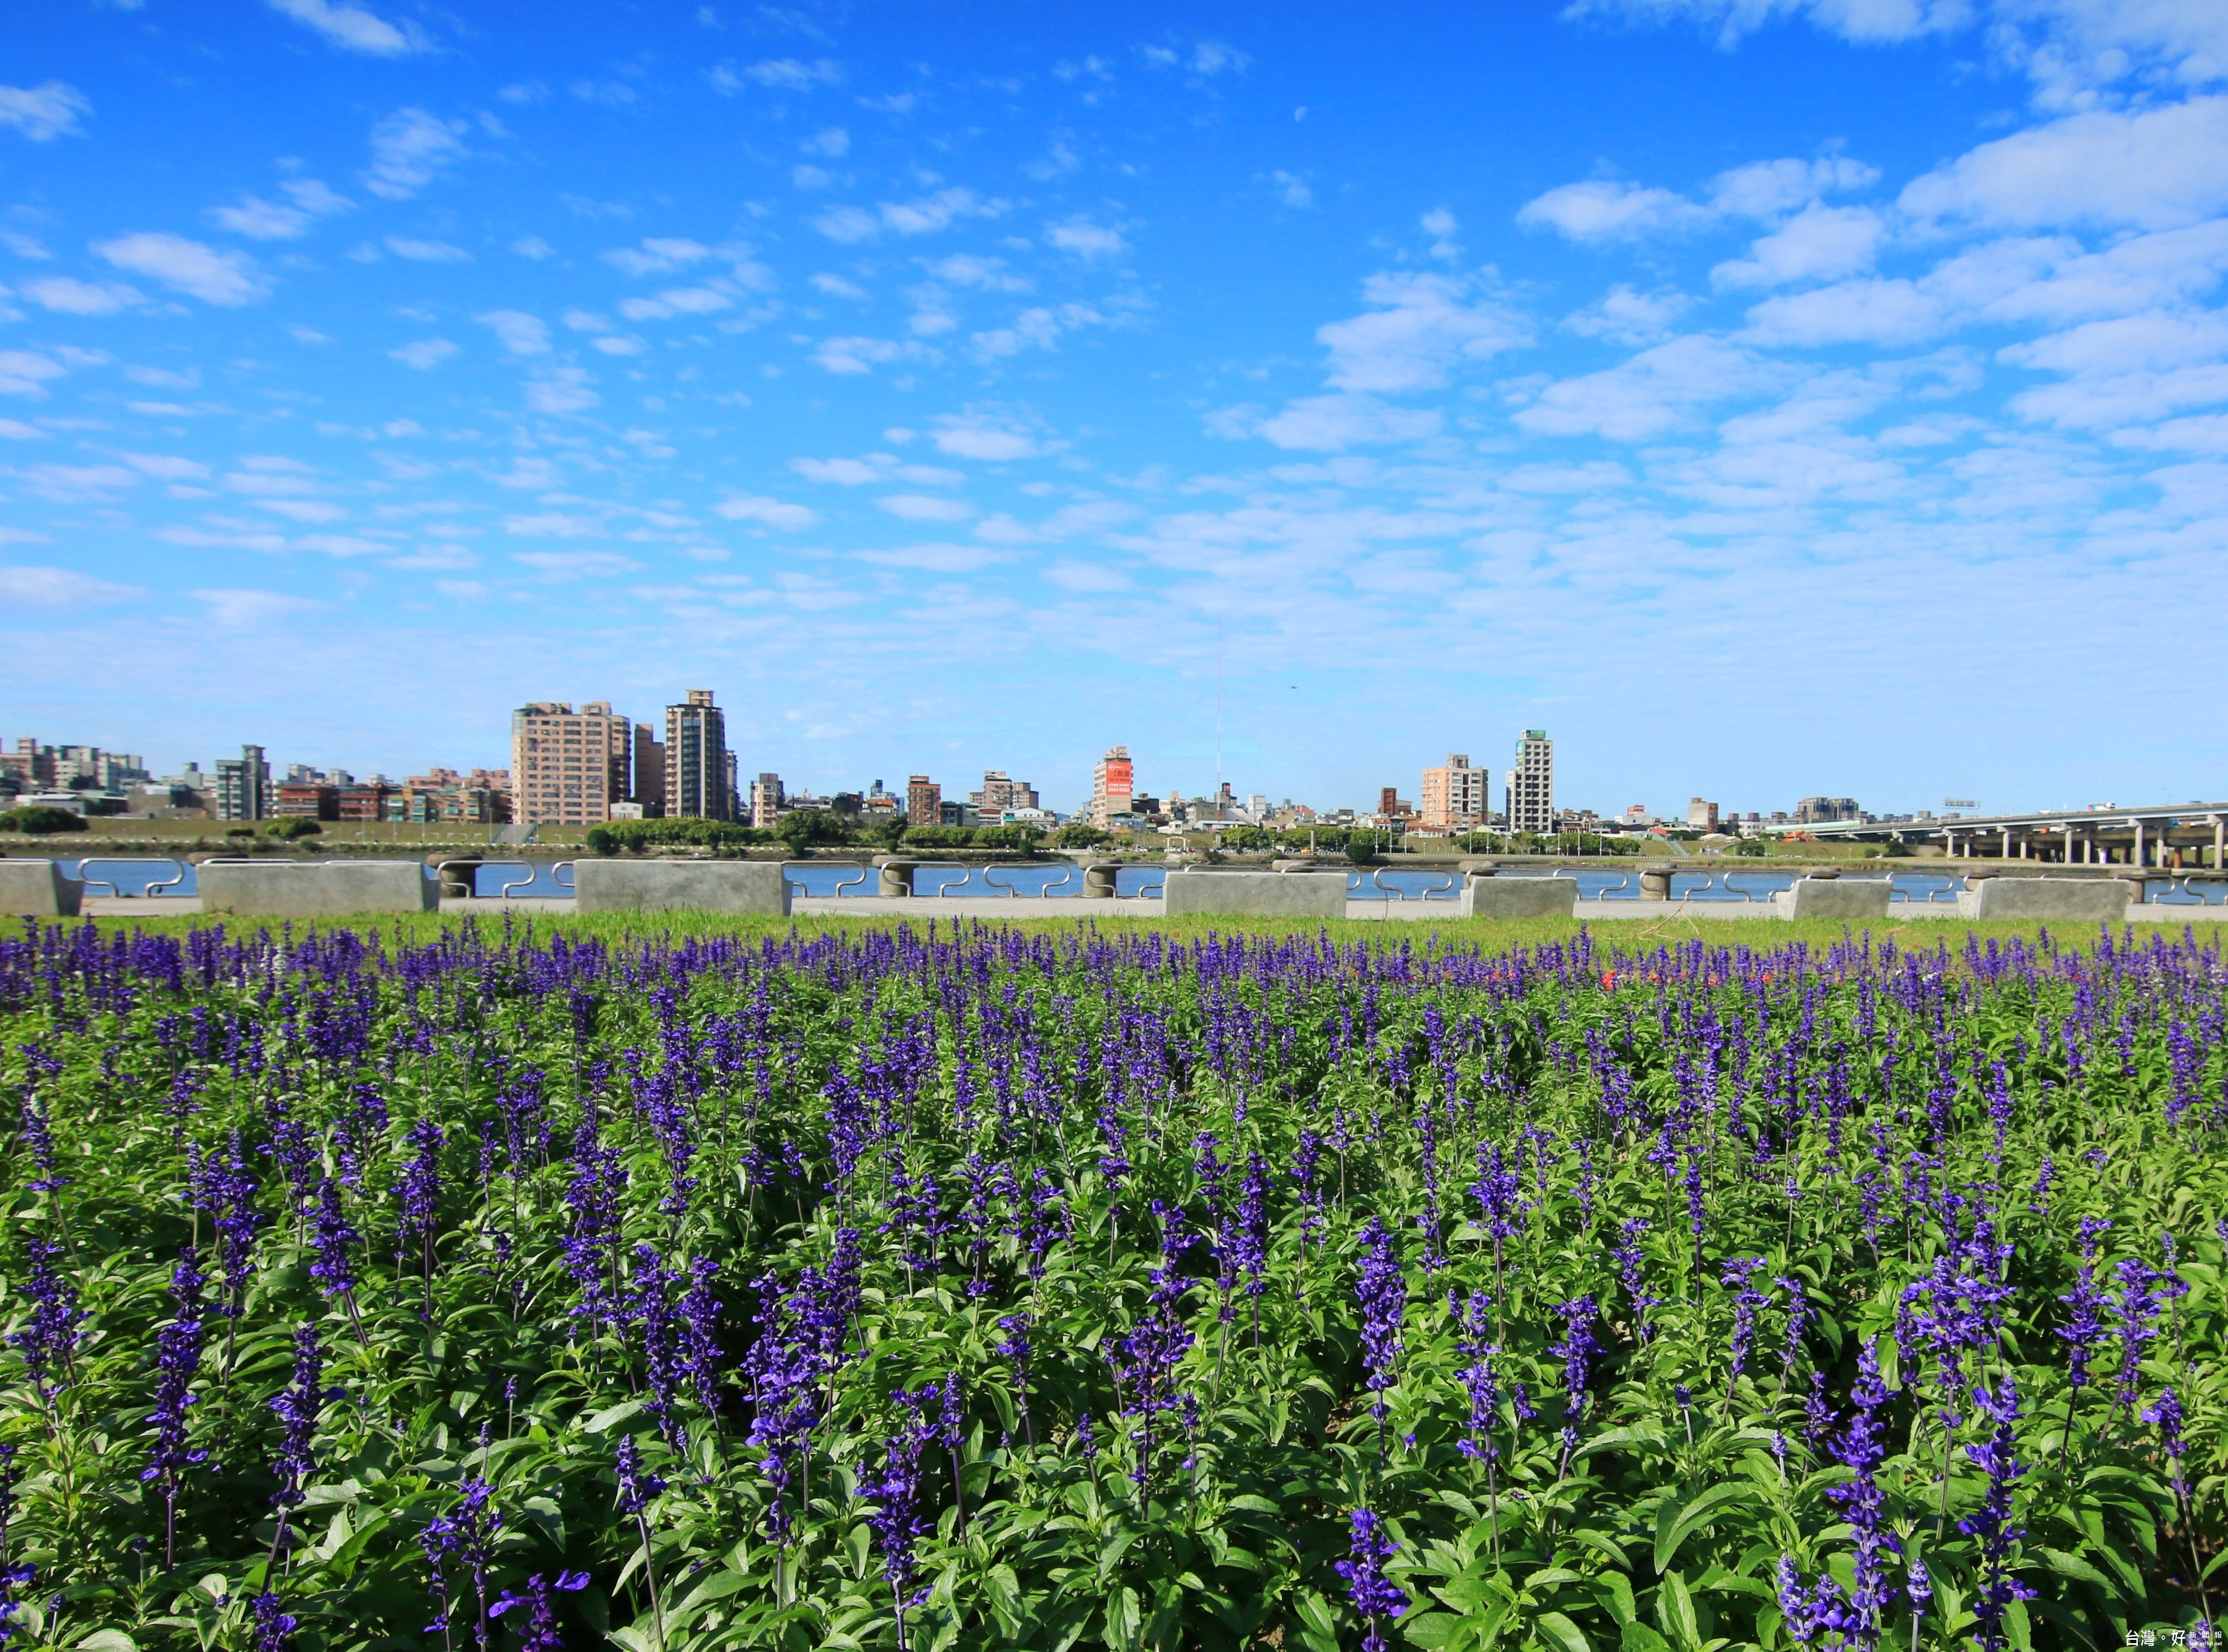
[665,689,730,820]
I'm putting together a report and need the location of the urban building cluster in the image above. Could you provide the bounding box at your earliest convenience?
[5,713,1946,846]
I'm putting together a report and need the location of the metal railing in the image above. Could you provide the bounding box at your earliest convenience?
[2144,874,2228,906]
[432,859,576,899]
[70,857,193,899]
[1347,868,1461,902]
[1888,875,1962,905]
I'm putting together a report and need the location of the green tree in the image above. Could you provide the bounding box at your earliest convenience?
[0,806,89,835]
[1051,822,1111,850]
[1345,830,1381,865]
[267,818,323,841]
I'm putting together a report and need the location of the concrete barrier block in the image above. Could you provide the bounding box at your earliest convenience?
[1162,869,1347,919]
[198,860,437,917]
[1460,875,1577,919]
[572,859,792,916]
[0,860,82,917]
[1771,876,1893,922]
[1956,877,2132,922]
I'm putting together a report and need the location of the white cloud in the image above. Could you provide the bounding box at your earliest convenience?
[0,82,90,143]
[802,126,849,157]
[1900,97,2228,232]
[714,58,843,91]
[618,285,734,321]
[389,338,457,369]
[811,272,868,298]
[1521,154,1878,244]
[211,178,352,240]
[194,587,323,626]
[814,188,1006,242]
[1316,271,1531,394]
[0,565,142,607]
[1253,394,1444,451]
[715,493,818,529]
[513,550,642,580]
[0,351,68,397]
[22,277,140,315]
[877,492,974,521]
[93,233,268,305]
[1514,334,1783,440]
[266,0,424,54]
[1270,171,1313,209]
[385,236,472,262]
[1564,283,1694,345]
[1739,277,1947,345]
[363,107,468,200]
[1713,204,1885,288]
[513,236,555,260]
[604,238,712,276]
[859,543,1008,572]
[525,368,599,414]
[1047,216,1128,258]
[930,415,1039,460]
[814,335,914,374]
[1708,156,1878,219]
[1517,180,1712,242]
[477,310,550,355]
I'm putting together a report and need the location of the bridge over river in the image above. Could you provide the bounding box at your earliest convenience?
[1798,799,2227,868]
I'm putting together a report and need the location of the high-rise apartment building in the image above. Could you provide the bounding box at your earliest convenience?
[1090,745,1134,827]
[215,744,270,822]
[632,725,664,815]
[1795,796,1860,824]
[664,689,729,820]
[750,771,785,829]
[510,701,632,825]
[970,771,1040,814]
[1504,730,1554,834]
[906,775,941,827]
[1420,754,1488,829]
[1687,798,1721,830]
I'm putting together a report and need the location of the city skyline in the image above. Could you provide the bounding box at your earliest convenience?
[4,2,2227,813]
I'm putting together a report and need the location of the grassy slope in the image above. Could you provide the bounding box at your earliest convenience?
[63,907,2195,954]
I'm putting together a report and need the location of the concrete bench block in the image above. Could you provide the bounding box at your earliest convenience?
[0,860,82,917]
[1955,877,2132,922]
[572,859,792,916]
[198,860,437,917]
[1162,869,1347,919]
[1460,875,1577,919]
[1771,876,1893,921]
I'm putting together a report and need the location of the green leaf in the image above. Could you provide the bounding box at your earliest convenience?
[1104,1583,1141,1651]
[1620,1627,1672,1652]
[1655,1572,1700,1652]
[76,1634,137,1652]
[583,1399,644,1434]
[1595,1572,1638,1627]
[1294,1589,1343,1652]
[1654,1485,1753,1575]
[2035,1547,2115,1593]
[1534,1610,1591,1652]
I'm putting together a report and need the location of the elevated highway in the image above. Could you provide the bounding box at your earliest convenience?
[1795,801,2226,868]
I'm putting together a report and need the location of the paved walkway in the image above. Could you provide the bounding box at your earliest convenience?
[71,895,2227,923]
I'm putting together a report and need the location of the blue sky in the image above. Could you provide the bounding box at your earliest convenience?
[4,0,2226,817]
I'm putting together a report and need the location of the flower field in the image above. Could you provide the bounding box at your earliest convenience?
[0,915,2220,1651]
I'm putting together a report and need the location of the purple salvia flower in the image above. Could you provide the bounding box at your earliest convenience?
[249,1589,298,1652]
[1722,1256,1769,1407]
[1822,1339,1893,1646]
[995,1313,1034,1448]
[1958,1379,2036,1652]
[862,1386,936,1651]
[489,1572,590,1652]
[1552,1295,1599,1479]
[307,1176,358,1304]
[2108,1256,2161,1416]
[267,1322,326,1520]
[5,1233,81,1401]
[1333,1508,1406,1652]
[141,1247,208,1570]
[1355,1216,1405,1457]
